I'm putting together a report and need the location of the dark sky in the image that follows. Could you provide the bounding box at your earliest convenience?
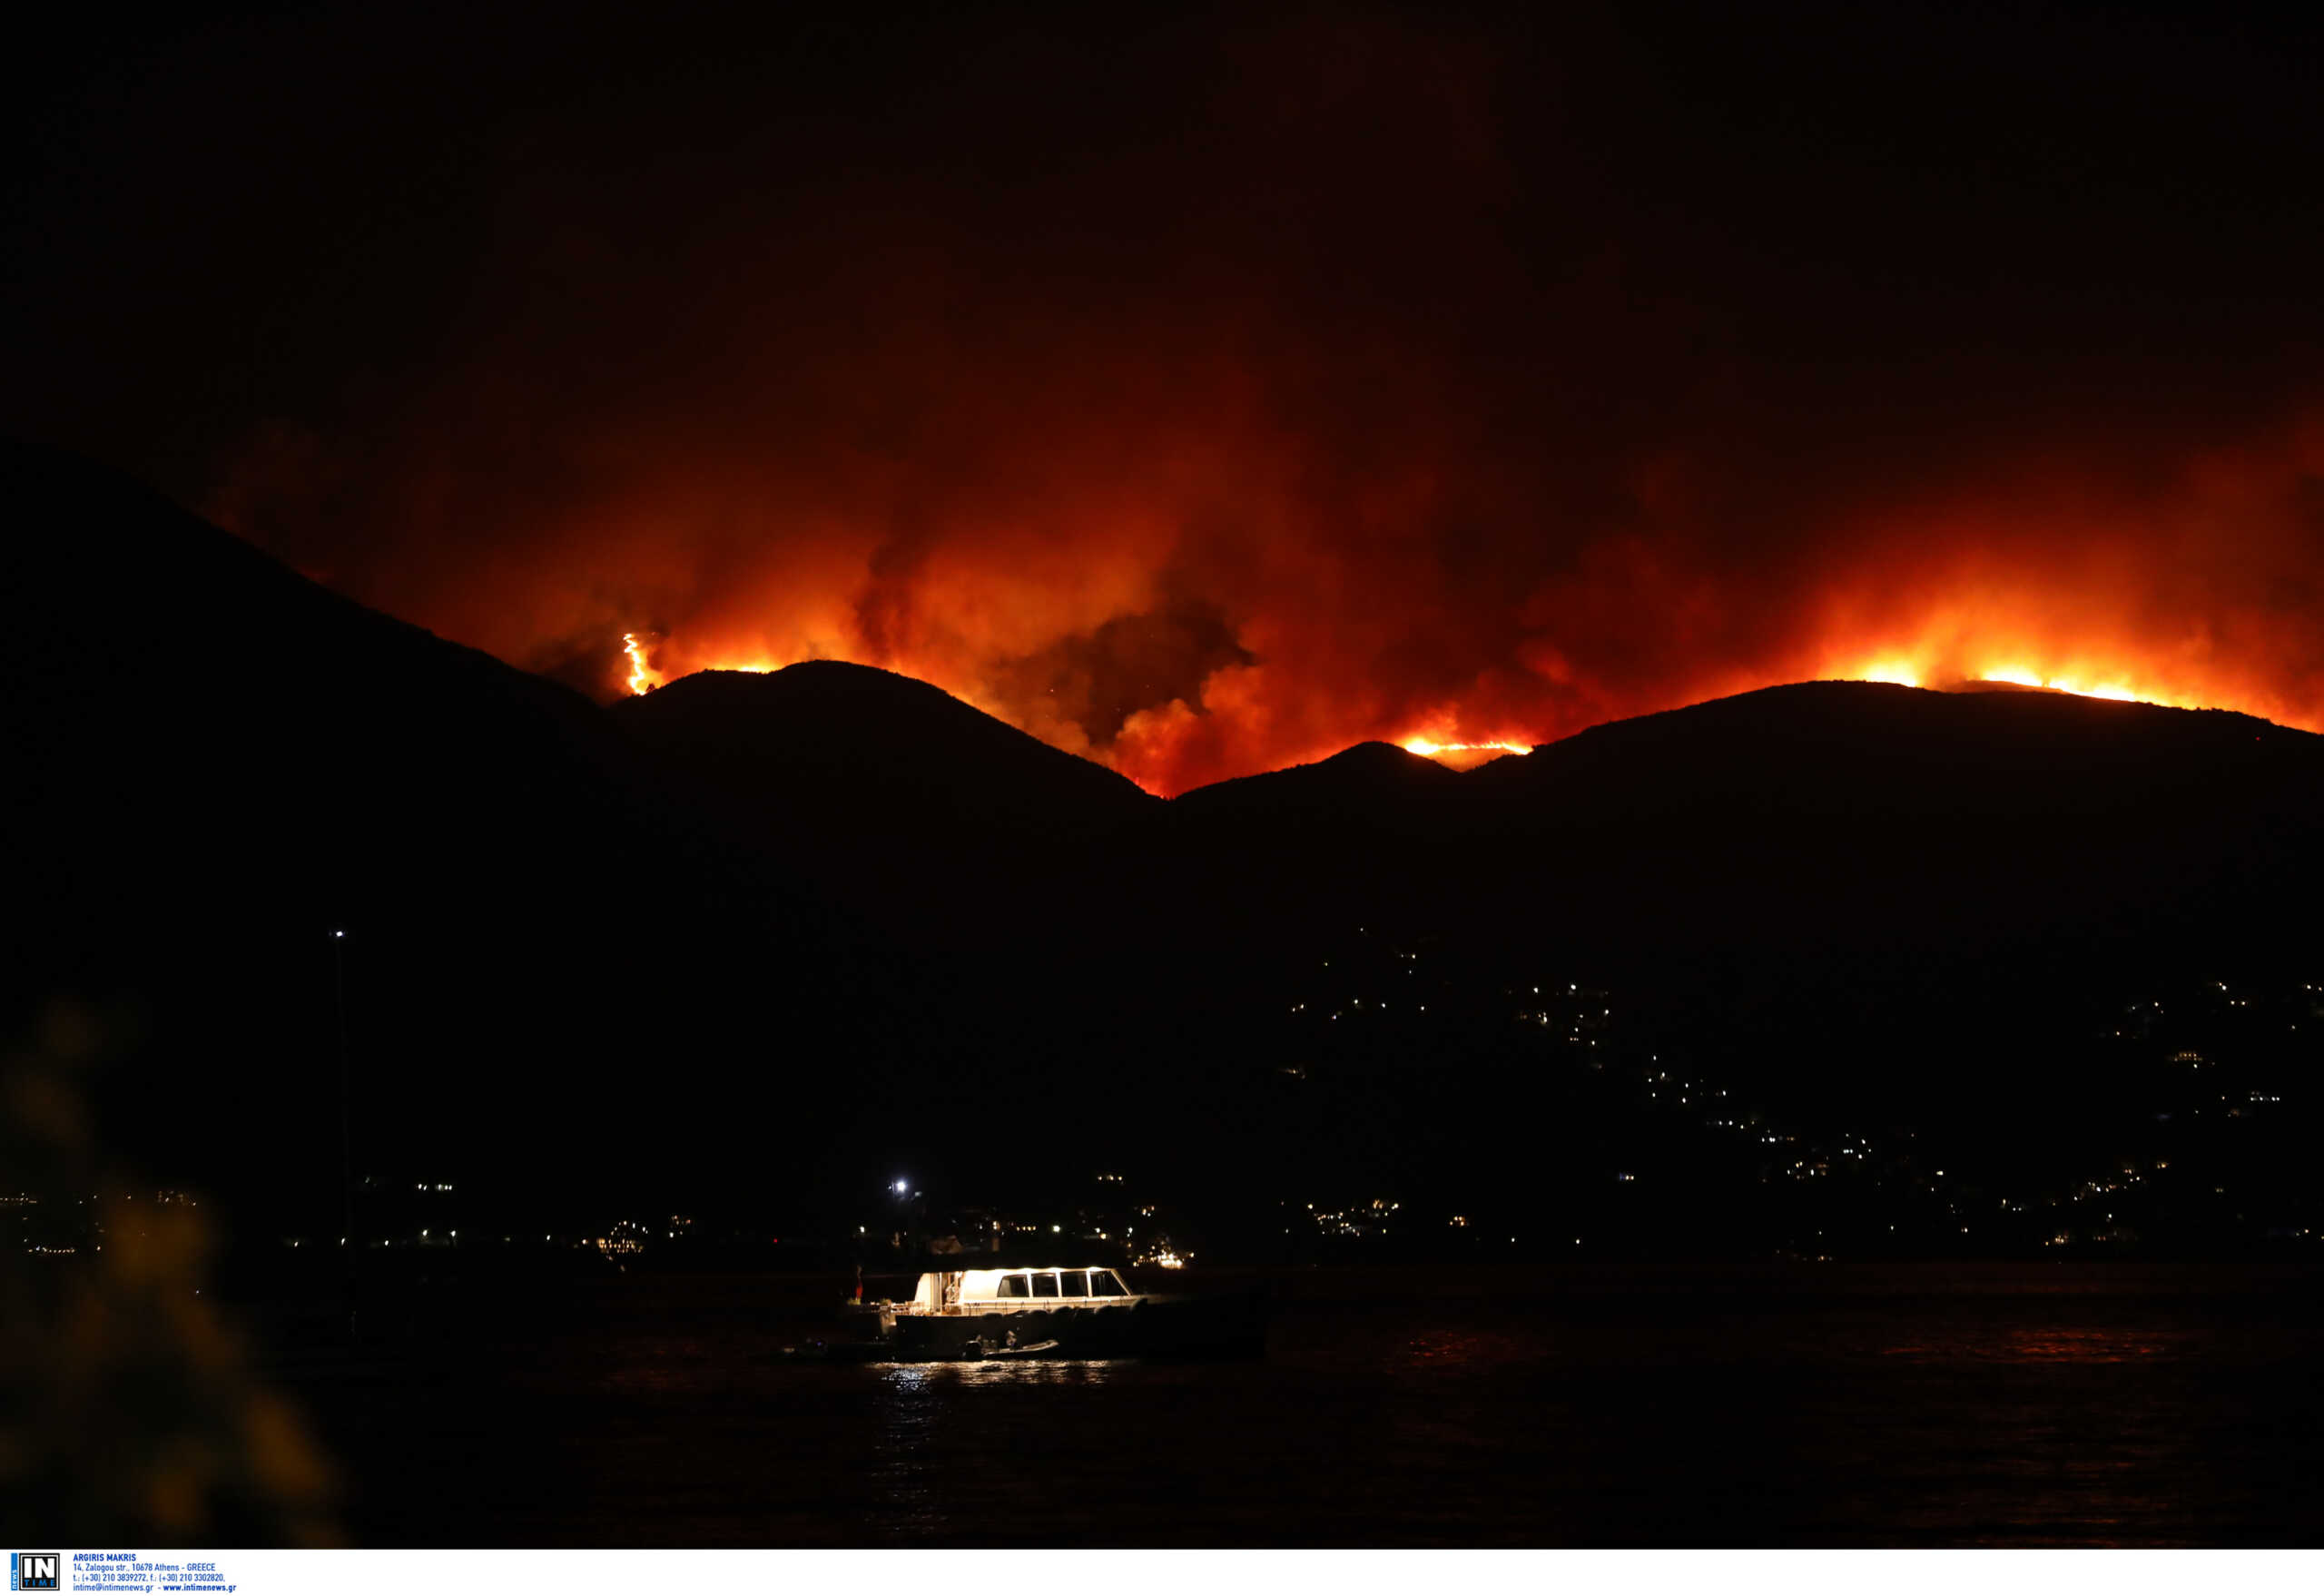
[8,1,2323,790]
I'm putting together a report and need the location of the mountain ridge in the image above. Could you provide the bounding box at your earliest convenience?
[13,437,2324,1249]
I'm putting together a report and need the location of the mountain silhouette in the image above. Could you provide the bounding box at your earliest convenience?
[1459,678,2324,961]
[1172,739,1460,817]
[12,438,2324,1250]
[1,438,881,1227]
[611,663,1155,949]
[615,662,1153,827]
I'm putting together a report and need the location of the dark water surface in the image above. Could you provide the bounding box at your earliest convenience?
[261,1264,2324,1546]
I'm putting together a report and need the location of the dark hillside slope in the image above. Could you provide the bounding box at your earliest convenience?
[1084,683,2324,1130]
[1171,739,1462,820]
[614,662,1151,827]
[1462,680,2324,963]
[1440,681,2324,1149]
[0,440,883,1227]
[611,664,1156,947]
[1148,740,1464,951]
[609,665,1203,1199]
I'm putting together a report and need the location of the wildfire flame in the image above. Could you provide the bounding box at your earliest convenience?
[1400,737,1534,770]
[1840,655,2196,710]
[1856,661,1924,689]
[1962,664,2142,702]
[192,20,2324,804]
[623,633,664,695]
[615,618,2287,789]
[1400,737,1533,757]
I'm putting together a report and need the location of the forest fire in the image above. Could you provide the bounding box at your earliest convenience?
[622,634,664,697]
[171,10,2324,801]
[1967,670,2140,703]
[1400,737,1535,771]
[600,584,2322,795]
[1844,660,2156,704]
[1831,637,2264,719]
[606,608,2318,794]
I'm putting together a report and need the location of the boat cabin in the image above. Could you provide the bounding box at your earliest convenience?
[906,1266,1137,1315]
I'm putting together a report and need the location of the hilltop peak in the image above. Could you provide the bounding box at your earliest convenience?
[1172,737,1460,812]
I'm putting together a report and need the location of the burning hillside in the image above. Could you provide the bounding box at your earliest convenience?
[10,8,2314,793]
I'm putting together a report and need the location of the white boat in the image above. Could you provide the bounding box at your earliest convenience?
[833,1261,1265,1361]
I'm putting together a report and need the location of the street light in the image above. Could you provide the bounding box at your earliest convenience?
[332,929,352,1235]
[331,926,355,1333]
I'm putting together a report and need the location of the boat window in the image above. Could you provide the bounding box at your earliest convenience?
[999,1273,1029,1298]
[1091,1270,1128,1296]
[1030,1271,1060,1298]
[1060,1270,1088,1297]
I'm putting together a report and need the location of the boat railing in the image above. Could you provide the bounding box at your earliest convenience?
[891,1292,1150,1316]
[943,1293,1147,1315]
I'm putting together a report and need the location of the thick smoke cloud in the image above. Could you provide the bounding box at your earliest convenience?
[13,5,2324,790]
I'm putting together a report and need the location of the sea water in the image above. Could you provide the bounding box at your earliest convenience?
[266,1263,2324,1547]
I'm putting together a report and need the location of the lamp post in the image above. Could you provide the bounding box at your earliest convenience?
[891,1176,923,1256]
[332,927,353,1330]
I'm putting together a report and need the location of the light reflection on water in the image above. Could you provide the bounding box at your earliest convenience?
[297,1268,2324,1547]
[884,1359,1135,1389]
[1880,1325,2192,1364]
[1401,1329,1538,1368]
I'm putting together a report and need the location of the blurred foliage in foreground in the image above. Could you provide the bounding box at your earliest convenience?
[0,1002,338,1545]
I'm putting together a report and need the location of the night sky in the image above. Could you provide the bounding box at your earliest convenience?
[7,1,2323,791]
